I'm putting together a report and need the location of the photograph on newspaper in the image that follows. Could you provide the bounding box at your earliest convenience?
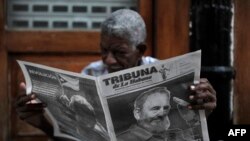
[99,50,209,141]
[18,61,116,141]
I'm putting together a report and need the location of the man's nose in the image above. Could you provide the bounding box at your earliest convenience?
[157,108,167,116]
[104,52,117,65]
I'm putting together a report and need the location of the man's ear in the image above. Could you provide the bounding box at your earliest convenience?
[136,43,147,55]
[133,108,141,120]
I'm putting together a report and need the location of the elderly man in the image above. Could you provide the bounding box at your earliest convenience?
[15,9,216,140]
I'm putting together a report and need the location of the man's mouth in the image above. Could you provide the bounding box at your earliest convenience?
[108,66,123,72]
[151,116,164,122]
[153,118,164,122]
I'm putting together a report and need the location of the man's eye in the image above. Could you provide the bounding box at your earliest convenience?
[151,106,160,110]
[164,106,170,110]
[114,51,126,56]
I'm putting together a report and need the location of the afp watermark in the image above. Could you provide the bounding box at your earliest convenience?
[223,125,250,140]
[228,129,246,136]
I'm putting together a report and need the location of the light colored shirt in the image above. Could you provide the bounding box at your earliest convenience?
[81,56,158,76]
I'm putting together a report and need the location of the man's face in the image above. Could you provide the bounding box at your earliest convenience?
[100,36,142,73]
[138,93,171,134]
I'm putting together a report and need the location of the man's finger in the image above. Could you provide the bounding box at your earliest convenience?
[190,91,216,103]
[16,103,46,112]
[190,101,216,110]
[196,80,216,96]
[15,94,36,107]
[18,82,26,96]
[19,111,44,120]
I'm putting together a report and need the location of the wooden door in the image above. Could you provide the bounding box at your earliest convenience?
[154,0,190,59]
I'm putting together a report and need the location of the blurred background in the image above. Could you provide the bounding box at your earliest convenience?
[0,0,249,141]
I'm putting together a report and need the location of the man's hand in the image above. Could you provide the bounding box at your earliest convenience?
[188,78,217,116]
[15,82,54,137]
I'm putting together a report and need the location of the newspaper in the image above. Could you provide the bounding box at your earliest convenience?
[18,50,209,141]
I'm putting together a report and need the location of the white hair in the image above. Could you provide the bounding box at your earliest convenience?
[101,9,146,48]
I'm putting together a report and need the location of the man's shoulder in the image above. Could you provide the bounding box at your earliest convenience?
[141,56,158,65]
[81,60,107,76]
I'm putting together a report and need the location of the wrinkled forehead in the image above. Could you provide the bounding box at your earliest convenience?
[101,35,128,42]
[100,35,133,48]
[101,29,132,40]
[144,93,170,106]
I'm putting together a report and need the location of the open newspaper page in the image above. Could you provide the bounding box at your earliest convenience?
[17,61,116,141]
[98,50,209,141]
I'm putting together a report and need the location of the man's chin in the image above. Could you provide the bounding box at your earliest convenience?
[139,118,170,134]
[152,123,169,133]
